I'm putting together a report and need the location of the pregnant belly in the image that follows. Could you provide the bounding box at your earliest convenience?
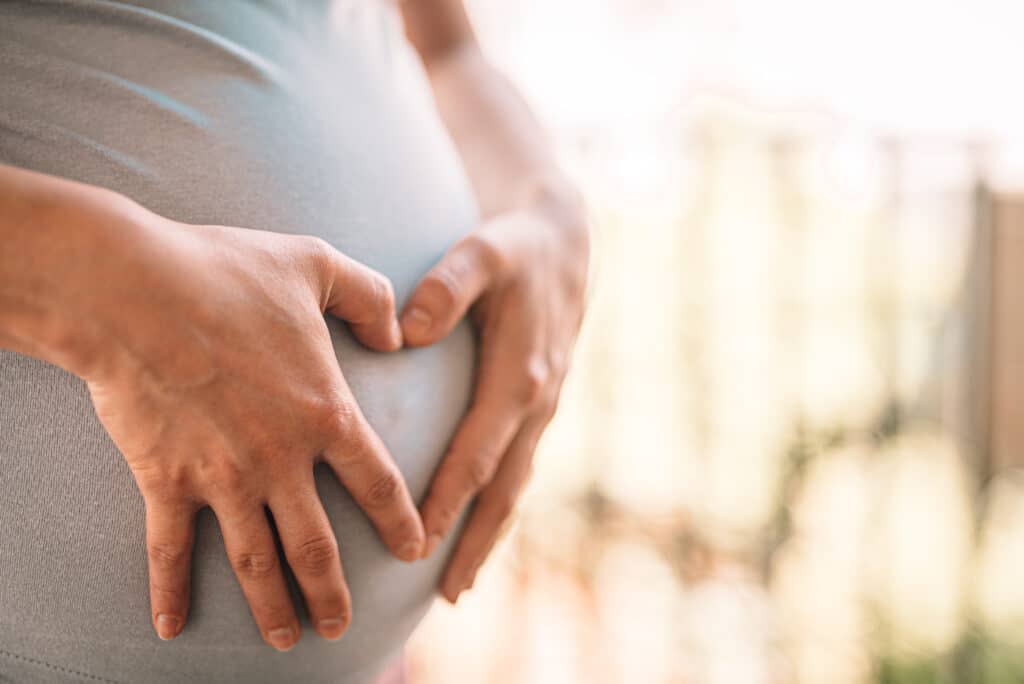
[0,2,478,682]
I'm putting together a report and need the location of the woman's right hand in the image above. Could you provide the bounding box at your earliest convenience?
[0,169,424,651]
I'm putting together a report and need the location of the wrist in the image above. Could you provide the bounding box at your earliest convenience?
[0,168,151,378]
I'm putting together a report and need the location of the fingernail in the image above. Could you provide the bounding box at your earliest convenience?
[156,614,180,641]
[441,575,463,603]
[401,307,432,338]
[443,584,461,604]
[397,538,423,562]
[422,533,442,559]
[268,626,296,652]
[453,572,477,601]
[317,617,347,641]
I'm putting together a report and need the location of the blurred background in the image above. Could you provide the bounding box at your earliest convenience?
[407,1,1024,682]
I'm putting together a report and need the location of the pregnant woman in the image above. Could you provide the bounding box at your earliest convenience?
[0,1,589,682]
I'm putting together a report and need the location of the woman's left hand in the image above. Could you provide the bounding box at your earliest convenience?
[400,192,589,602]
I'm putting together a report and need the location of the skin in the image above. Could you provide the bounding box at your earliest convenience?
[0,165,424,650]
[402,0,590,602]
[0,0,588,653]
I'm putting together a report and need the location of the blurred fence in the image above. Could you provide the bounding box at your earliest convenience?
[405,95,1024,683]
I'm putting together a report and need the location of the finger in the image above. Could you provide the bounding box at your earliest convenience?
[418,394,522,559]
[400,233,498,347]
[145,499,198,641]
[419,335,548,558]
[215,502,300,652]
[439,414,546,602]
[269,483,352,642]
[323,411,425,562]
[313,238,402,352]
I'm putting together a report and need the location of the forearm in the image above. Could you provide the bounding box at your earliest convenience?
[0,164,140,376]
[420,44,583,226]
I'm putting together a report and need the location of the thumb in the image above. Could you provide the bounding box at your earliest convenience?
[400,234,497,347]
[317,241,402,352]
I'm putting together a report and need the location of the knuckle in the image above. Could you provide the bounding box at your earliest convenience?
[293,536,339,577]
[209,459,246,491]
[365,470,401,508]
[148,542,188,571]
[314,398,358,442]
[216,491,262,521]
[517,356,550,407]
[365,272,396,320]
[231,550,279,580]
[143,467,191,503]
[164,467,192,496]
[302,236,334,274]
[244,432,288,464]
[304,235,334,263]
[464,454,496,491]
[303,236,337,295]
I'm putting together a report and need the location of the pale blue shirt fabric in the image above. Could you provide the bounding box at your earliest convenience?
[0,1,478,681]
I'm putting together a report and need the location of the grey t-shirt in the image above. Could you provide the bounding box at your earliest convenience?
[0,1,478,682]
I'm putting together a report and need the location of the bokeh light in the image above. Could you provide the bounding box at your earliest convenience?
[407,2,1024,682]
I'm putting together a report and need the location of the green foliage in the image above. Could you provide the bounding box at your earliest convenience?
[876,657,952,684]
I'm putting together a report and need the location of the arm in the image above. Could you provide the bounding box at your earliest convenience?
[402,0,582,220]
[400,0,590,601]
[0,163,425,647]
